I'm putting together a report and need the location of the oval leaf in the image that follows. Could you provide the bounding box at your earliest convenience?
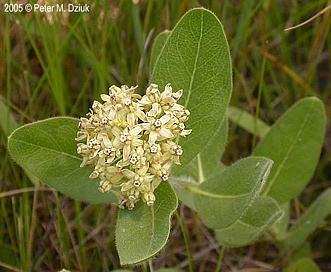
[193,156,273,229]
[150,8,232,170]
[215,196,283,247]
[169,118,228,210]
[270,202,291,240]
[284,258,321,272]
[150,30,171,73]
[0,98,18,137]
[7,117,117,203]
[116,181,178,265]
[284,188,331,249]
[254,97,326,203]
[227,105,270,138]
[178,117,228,183]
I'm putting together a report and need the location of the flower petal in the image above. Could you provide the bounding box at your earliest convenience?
[149,131,158,144]
[100,94,110,102]
[122,169,135,179]
[108,173,123,184]
[139,96,151,105]
[102,133,112,147]
[144,175,154,183]
[180,129,192,137]
[160,113,171,125]
[132,138,143,147]
[159,127,173,139]
[162,84,172,98]
[130,125,143,136]
[127,113,136,128]
[121,181,133,192]
[123,145,130,161]
[173,89,183,100]
[138,164,149,176]
[136,109,147,122]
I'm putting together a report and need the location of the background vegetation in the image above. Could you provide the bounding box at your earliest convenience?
[1,0,330,271]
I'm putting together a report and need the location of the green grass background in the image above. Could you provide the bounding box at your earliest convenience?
[1,0,330,271]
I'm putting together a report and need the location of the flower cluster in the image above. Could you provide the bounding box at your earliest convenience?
[76,84,191,209]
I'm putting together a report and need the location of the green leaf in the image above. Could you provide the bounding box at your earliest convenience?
[227,105,270,138]
[179,118,228,183]
[1,98,39,185]
[169,118,227,210]
[116,181,178,265]
[254,97,326,203]
[150,30,171,73]
[284,188,331,249]
[7,117,117,203]
[0,97,18,137]
[192,156,273,229]
[284,258,321,272]
[289,242,312,262]
[150,8,232,170]
[215,196,283,247]
[150,20,229,209]
[169,175,198,210]
[270,201,290,240]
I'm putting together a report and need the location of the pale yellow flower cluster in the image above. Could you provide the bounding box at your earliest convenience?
[76,84,191,209]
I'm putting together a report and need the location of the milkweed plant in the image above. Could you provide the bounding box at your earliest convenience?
[7,8,329,270]
[76,83,191,209]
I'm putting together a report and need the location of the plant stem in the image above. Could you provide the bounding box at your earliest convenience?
[148,259,154,272]
[215,245,226,272]
[175,210,193,272]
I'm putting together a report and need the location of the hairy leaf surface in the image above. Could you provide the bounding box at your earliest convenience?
[8,117,117,203]
[254,97,326,203]
[169,119,227,210]
[116,182,177,265]
[193,156,273,229]
[215,196,283,246]
[284,188,331,249]
[150,8,232,171]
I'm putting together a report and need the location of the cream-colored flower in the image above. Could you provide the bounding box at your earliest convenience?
[161,141,183,165]
[121,164,154,191]
[76,83,191,209]
[112,126,143,161]
[140,113,174,144]
[144,191,156,206]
